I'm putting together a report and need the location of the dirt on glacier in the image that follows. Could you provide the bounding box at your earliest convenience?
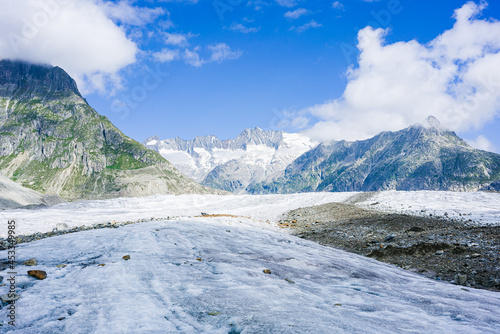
[280,193,500,292]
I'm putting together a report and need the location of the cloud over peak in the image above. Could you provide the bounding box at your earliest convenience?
[0,0,158,94]
[296,1,500,144]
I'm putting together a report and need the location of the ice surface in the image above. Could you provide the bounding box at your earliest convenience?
[1,217,499,333]
[0,193,356,238]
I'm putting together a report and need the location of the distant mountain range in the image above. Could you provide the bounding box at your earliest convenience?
[143,128,317,193]
[146,117,500,194]
[0,60,219,201]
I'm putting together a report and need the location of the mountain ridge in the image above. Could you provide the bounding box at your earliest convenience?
[146,117,500,194]
[249,120,500,193]
[143,128,318,193]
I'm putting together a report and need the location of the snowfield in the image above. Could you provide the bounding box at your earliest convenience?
[0,193,358,238]
[1,191,500,333]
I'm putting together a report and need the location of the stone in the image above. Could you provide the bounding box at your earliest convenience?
[263,269,271,274]
[55,223,70,231]
[28,270,47,280]
[384,234,396,242]
[23,258,37,266]
[56,264,67,268]
[285,278,295,284]
[435,250,444,255]
[454,274,467,286]
[471,253,481,258]
[196,258,202,261]
[208,311,221,316]
[1,293,20,303]
[123,255,130,260]
[98,264,106,267]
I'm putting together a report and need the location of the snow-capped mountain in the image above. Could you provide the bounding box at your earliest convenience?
[145,117,500,194]
[143,128,318,193]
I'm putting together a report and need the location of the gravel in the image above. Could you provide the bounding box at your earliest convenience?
[279,200,500,292]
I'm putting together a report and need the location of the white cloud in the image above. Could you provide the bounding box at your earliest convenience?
[284,8,310,20]
[467,135,496,152]
[208,43,242,62]
[183,47,204,67]
[0,0,152,94]
[228,23,260,33]
[299,2,500,142]
[102,1,165,26]
[247,0,269,11]
[275,0,297,7]
[181,43,241,67]
[291,20,322,33]
[332,2,344,10]
[163,32,191,46]
[153,48,180,63]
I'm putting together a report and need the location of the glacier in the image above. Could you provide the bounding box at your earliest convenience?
[0,192,499,332]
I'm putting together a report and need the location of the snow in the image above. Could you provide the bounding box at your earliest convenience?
[158,149,195,167]
[1,217,499,333]
[0,193,356,238]
[356,191,500,226]
[155,132,318,184]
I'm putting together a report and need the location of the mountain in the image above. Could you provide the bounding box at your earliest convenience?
[249,117,500,193]
[0,59,218,200]
[146,117,500,194]
[143,128,318,193]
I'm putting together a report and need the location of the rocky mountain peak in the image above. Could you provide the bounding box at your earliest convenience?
[0,59,82,98]
[415,115,447,132]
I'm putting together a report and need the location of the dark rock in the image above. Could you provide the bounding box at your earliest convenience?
[368,243,453,258]
[407,227,424,232]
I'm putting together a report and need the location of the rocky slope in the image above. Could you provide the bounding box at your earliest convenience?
[0,172,64,209]
[0,60,218,200]
[144,128,317,193]
[249,117,500,193]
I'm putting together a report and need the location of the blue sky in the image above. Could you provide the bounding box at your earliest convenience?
[1,0,499,152]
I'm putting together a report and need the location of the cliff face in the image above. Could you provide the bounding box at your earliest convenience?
[0,60,218,200]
